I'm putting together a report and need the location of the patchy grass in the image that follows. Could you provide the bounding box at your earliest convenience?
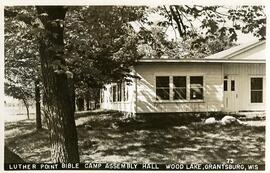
[5,120,51,163]
[5,111,265,164]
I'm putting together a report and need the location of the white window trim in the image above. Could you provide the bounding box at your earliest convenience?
[117,83,122,102]
[154,74,205,103]
[190,76,204,100]
[249,75,264,104]
[109,81,131,104]
[172,76,187,101]
[155,76,170,101]
[111,84,117,103]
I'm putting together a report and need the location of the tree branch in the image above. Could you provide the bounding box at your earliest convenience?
[169,6,183,37]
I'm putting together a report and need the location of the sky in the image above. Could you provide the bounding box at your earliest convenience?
[131,5,262,45]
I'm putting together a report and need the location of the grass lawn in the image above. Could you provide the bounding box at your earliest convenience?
[5,111,265,164]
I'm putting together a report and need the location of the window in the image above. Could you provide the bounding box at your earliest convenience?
[173,76,186,100]
[231,80,235,91]
[109,87,113,102]
[251,78,263,103]
[155,75,204,101]
[224,80,228,91]
[156,76,170,100]
[117,83,122,101]
[112,85,117,102]
[123,82,129,101]
[123,83,126,101]
[190,76,203,100]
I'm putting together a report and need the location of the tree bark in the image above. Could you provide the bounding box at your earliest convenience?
[94,88,100,109]
[37,6,79,163]
[85,97,90,110]
[35,80,42,130]
[22,98,29,119]
[76,97,84,111]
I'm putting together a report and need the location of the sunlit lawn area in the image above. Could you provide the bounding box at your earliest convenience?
[5,111,265,164]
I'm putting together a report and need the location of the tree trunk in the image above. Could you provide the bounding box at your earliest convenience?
[76,97,84,111]
[35,80,42,130]
[94,101,98,110]
[85,97,90,110]
[37,6,79,163]
[22,99,30,119]
[94,89,100,109]
[26,106,29,119]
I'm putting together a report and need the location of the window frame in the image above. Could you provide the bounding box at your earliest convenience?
[172,76,187,100]
[250,77,263,104]
[117,83,122,102]
[112,85,117,102]
[190,76,204,100]
[155,76,170,100]
[123,82,127,101]
[155,75,204,102]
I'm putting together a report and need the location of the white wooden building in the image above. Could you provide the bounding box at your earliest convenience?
[100,41,266,114]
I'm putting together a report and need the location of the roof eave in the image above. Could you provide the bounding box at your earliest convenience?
[137,59,265,63]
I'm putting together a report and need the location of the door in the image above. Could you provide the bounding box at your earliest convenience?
[223,75,239,112]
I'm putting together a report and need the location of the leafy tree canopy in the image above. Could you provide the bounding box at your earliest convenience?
[5,6,40,114]
[64,6,147,98]
[135,5,266,59]
[5,5,266,100]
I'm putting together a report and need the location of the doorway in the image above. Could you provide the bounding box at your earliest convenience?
[223,75,239,112]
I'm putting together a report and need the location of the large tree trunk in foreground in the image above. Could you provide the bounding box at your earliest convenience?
[35,80,42,130]
[37,6,79,163]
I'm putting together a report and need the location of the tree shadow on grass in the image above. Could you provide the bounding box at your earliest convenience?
[5,111,265,164]
[78,120,265,164]
[5,119,35,132]
[5,119,51,163]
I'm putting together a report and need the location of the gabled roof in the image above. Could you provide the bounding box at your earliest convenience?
[138,40,266,64]
[205,40,265,60]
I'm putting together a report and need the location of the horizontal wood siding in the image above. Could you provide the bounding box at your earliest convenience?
[101,62,265,113]
[135,63,223,113]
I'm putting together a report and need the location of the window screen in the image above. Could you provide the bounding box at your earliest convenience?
[156,76,170,100]
[190,76,203,100]
[173,76,186,100]
[251,78,263,103]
